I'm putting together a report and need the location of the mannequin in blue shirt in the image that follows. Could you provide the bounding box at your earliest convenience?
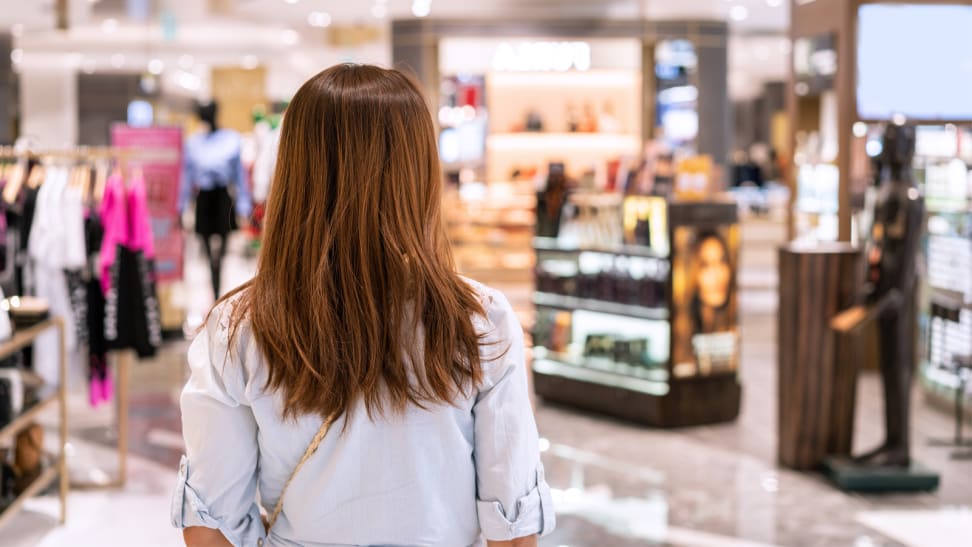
[180,102,252,298]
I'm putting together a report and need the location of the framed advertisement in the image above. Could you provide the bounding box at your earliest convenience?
[670,222,740,378]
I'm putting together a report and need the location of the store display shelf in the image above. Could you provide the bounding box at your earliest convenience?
[534,348,669,382]
[0,395,58,443]
[533,237,668,259]
[0,465,59,530]
[487,132,640,152]
[0,319,59,359]
[533,291,668,320]
[532,358,669,396]
[928,286,972,307]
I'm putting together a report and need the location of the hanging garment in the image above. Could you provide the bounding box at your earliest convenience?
[28,166,86,385]
[85,213,110,406]
[101,173,162,358]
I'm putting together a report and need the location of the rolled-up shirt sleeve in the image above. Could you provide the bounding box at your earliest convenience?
[171,309,264,546]
[473,290,555,541]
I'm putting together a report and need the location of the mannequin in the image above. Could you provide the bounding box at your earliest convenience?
[179,101,252,298]
[856,124,925,467]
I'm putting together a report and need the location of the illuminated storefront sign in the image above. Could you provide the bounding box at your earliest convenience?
[491,41,591,72]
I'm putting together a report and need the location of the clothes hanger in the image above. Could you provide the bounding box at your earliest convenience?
[26,163,45,190]
[2,161,25,205]
[93,160,109,203]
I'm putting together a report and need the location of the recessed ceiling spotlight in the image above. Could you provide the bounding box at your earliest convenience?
[10,49,23,64]
[412,0,431,18]
[371,3,388,19]
[281,29,299,45]
[730,5,748,21]
[147,58,164,75]
[308,11,332,28]
[767,0,783,7]
[101,18,118,33]
[284,0,299,4]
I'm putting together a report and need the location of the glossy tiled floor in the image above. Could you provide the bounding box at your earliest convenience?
[4,220,972,546]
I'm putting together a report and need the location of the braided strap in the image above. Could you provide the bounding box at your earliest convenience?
[263,414,336,540]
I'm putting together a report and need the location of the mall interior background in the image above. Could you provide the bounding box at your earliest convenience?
[0,0,970,545]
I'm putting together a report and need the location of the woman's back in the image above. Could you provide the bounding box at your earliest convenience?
[175,282,553,546]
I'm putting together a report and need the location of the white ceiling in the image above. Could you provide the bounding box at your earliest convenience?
[0,0,790,100]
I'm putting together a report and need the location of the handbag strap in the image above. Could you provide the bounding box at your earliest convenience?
[265,414,336,534]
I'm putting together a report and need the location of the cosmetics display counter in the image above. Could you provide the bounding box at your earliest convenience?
[531,197,742,427]
[918,126,972,418]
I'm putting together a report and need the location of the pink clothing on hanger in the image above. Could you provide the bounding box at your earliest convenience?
[99,172,155,295]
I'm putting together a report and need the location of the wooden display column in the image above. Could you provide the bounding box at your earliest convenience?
[777,243,862,469]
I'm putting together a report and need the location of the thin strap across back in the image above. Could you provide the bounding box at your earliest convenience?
[259,414,336,546]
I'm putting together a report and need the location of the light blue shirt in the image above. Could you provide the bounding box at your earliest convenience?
[179,129,252,218]
[171,281,555,546]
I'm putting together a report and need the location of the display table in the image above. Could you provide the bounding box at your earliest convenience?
[777,242,862,469]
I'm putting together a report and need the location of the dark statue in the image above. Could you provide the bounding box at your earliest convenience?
[856,124,925,467]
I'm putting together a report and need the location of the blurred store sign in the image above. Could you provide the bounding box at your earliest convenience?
[208,0,236,15]
[327,25,383,48]
[491,41,591,72]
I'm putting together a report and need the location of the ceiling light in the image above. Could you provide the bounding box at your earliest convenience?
[371,4,388,19]
[281,29,299,45]
[178,54,194,70]
[9,49,22,64]
[101,18,118,33]
[766,0,783,6]
[308,11,332,28]
[111,53,125,68]
[147,58,164,75]
[412,0,431,18]
[241,55,259,70]
[729,5,748,21]
[853,122,868,138]
[284,0,298,4]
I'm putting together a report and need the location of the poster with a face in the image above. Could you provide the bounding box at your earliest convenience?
[671,224,740,377]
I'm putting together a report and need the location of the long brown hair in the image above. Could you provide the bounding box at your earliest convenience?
[219,64,485,422]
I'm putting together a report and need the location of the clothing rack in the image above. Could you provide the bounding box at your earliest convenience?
[1,146,145,490]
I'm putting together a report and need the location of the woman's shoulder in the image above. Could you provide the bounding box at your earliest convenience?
[460,276,515,323]
[188,289,266,403]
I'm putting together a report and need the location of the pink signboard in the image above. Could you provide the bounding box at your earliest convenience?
[110,125,184,283]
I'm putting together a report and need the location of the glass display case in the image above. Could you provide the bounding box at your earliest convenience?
[917,125,972,413]
[531,197,742,426]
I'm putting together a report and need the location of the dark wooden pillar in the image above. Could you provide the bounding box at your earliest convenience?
[778,243,862,469]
